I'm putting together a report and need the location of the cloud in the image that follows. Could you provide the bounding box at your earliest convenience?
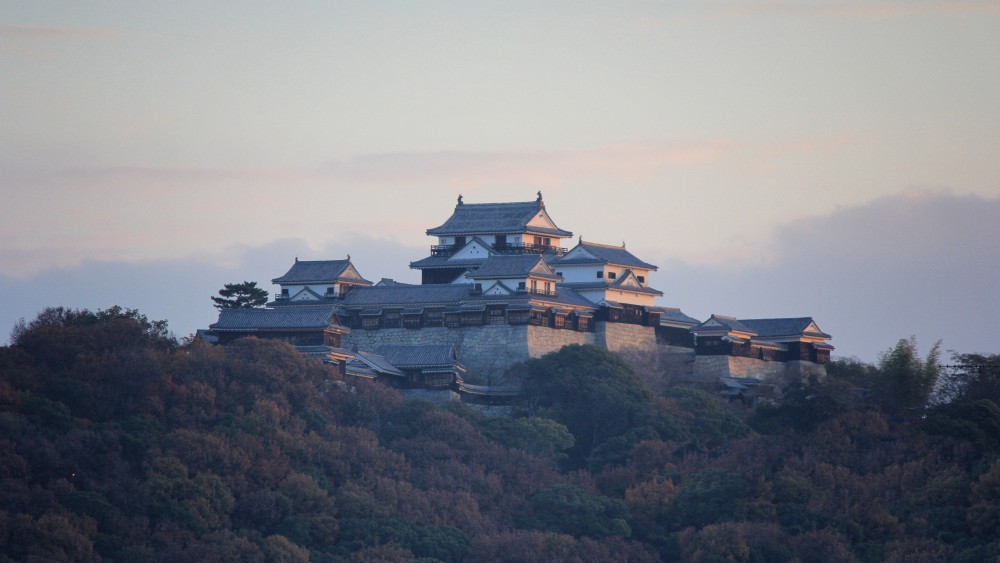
[659,189,1000,361]
[320,142,732,188]
[0,235,424,345]
[4,190,996,365]
[708,1,1000,19]
[0,24,118,40]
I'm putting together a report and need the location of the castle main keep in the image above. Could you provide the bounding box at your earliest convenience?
[209,194,833,392]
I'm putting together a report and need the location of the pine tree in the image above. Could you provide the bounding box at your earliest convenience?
[211,281,269,310]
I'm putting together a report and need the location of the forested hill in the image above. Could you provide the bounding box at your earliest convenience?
[2,307,999,562]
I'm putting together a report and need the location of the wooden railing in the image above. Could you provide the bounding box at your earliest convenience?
[429,242,566,257]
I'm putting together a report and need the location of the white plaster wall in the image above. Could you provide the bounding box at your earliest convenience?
[282,283,336,299]
[605,289,656,307]
[555,264,602,283]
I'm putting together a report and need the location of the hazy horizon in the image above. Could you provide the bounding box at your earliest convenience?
[3,1,998,362]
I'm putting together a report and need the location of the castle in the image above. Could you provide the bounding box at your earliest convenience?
[208,193,833,396]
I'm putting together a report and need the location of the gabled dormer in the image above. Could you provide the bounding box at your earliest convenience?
[469,255,562,296]
[449,237,496,261]
[413,193,574,284]
[271,257,373,304]
[553,239,662,306]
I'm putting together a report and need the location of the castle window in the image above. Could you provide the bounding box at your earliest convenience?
[637,276,645,284]
[326,287,336,295]
[608,272,617,280]
[495,235,507,248]
[425,309,443,327]
[455,236,466,247]
[381,310,401,328]
[596,271,603,279]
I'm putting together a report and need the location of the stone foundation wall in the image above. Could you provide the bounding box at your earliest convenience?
[595,322,658,354]
[727,356,788,380]
[342,325,531,379]
[343,321,658,381]
[526,325,595,358]
[692,355,827,382]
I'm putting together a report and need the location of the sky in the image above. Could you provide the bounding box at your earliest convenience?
[2,1,999,361]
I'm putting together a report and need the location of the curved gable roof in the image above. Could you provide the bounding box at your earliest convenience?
[210,305,342,331]
[377,344,457,368]
[556,241,657,270]
[272,259,372,285]
[739,317,831,339]
[427,199,572,237]
[469,255,561,281]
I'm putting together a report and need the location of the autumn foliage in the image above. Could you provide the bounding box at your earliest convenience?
[1,308,999,561]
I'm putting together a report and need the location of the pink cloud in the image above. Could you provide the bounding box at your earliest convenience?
[712,1,1000,19]
[320,142,732,188]
[0,24,119,40]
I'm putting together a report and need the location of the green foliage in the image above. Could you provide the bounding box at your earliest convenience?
[672,468,751,528]
[657,386,751,446]
[875,337,941,414]
[750,381,849,434]
[211,281,269,310]
[514,344,658,469]
[479,416,574,463]
[5,308,1000,562]
[937,352,1000,405]
[924,399,1000,453]
[523,484,631,539]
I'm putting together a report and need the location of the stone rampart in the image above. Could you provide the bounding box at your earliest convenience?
[596,322,658,354]
[692,355,827,382]
[342,324,531,379]
[343,321,658,381]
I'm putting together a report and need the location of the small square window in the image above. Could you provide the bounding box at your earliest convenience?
[608,272,617,280]
[596,271,603,279]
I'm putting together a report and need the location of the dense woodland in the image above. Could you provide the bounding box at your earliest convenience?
[2,307,999,562]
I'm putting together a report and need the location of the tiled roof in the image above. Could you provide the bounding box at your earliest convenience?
[210,306,340,331]
[470,255,561,280]
[748,339,789,351]
[375,278,417,287]
[557,281,664,296]
[341,284,475,306]
[691,314,757,335]
[535,289,597,308]
[333,281,598,312]
[377,344,457,368]
[649,306,701,325]
[426,200,572,237]
[295,345,354,358]
[353,351,405,376]
[272,259,372,285]
[555,241,657,270]
[739,317,831,339]
[409,255,488,270]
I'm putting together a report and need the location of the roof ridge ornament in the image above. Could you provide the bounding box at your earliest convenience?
[457,194,464,205]
[536,190,543,203]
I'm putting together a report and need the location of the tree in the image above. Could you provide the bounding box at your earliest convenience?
[211,281,269,310]
[936,353,1000,405]
[875,337,941,414]
[512,345,657,470]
